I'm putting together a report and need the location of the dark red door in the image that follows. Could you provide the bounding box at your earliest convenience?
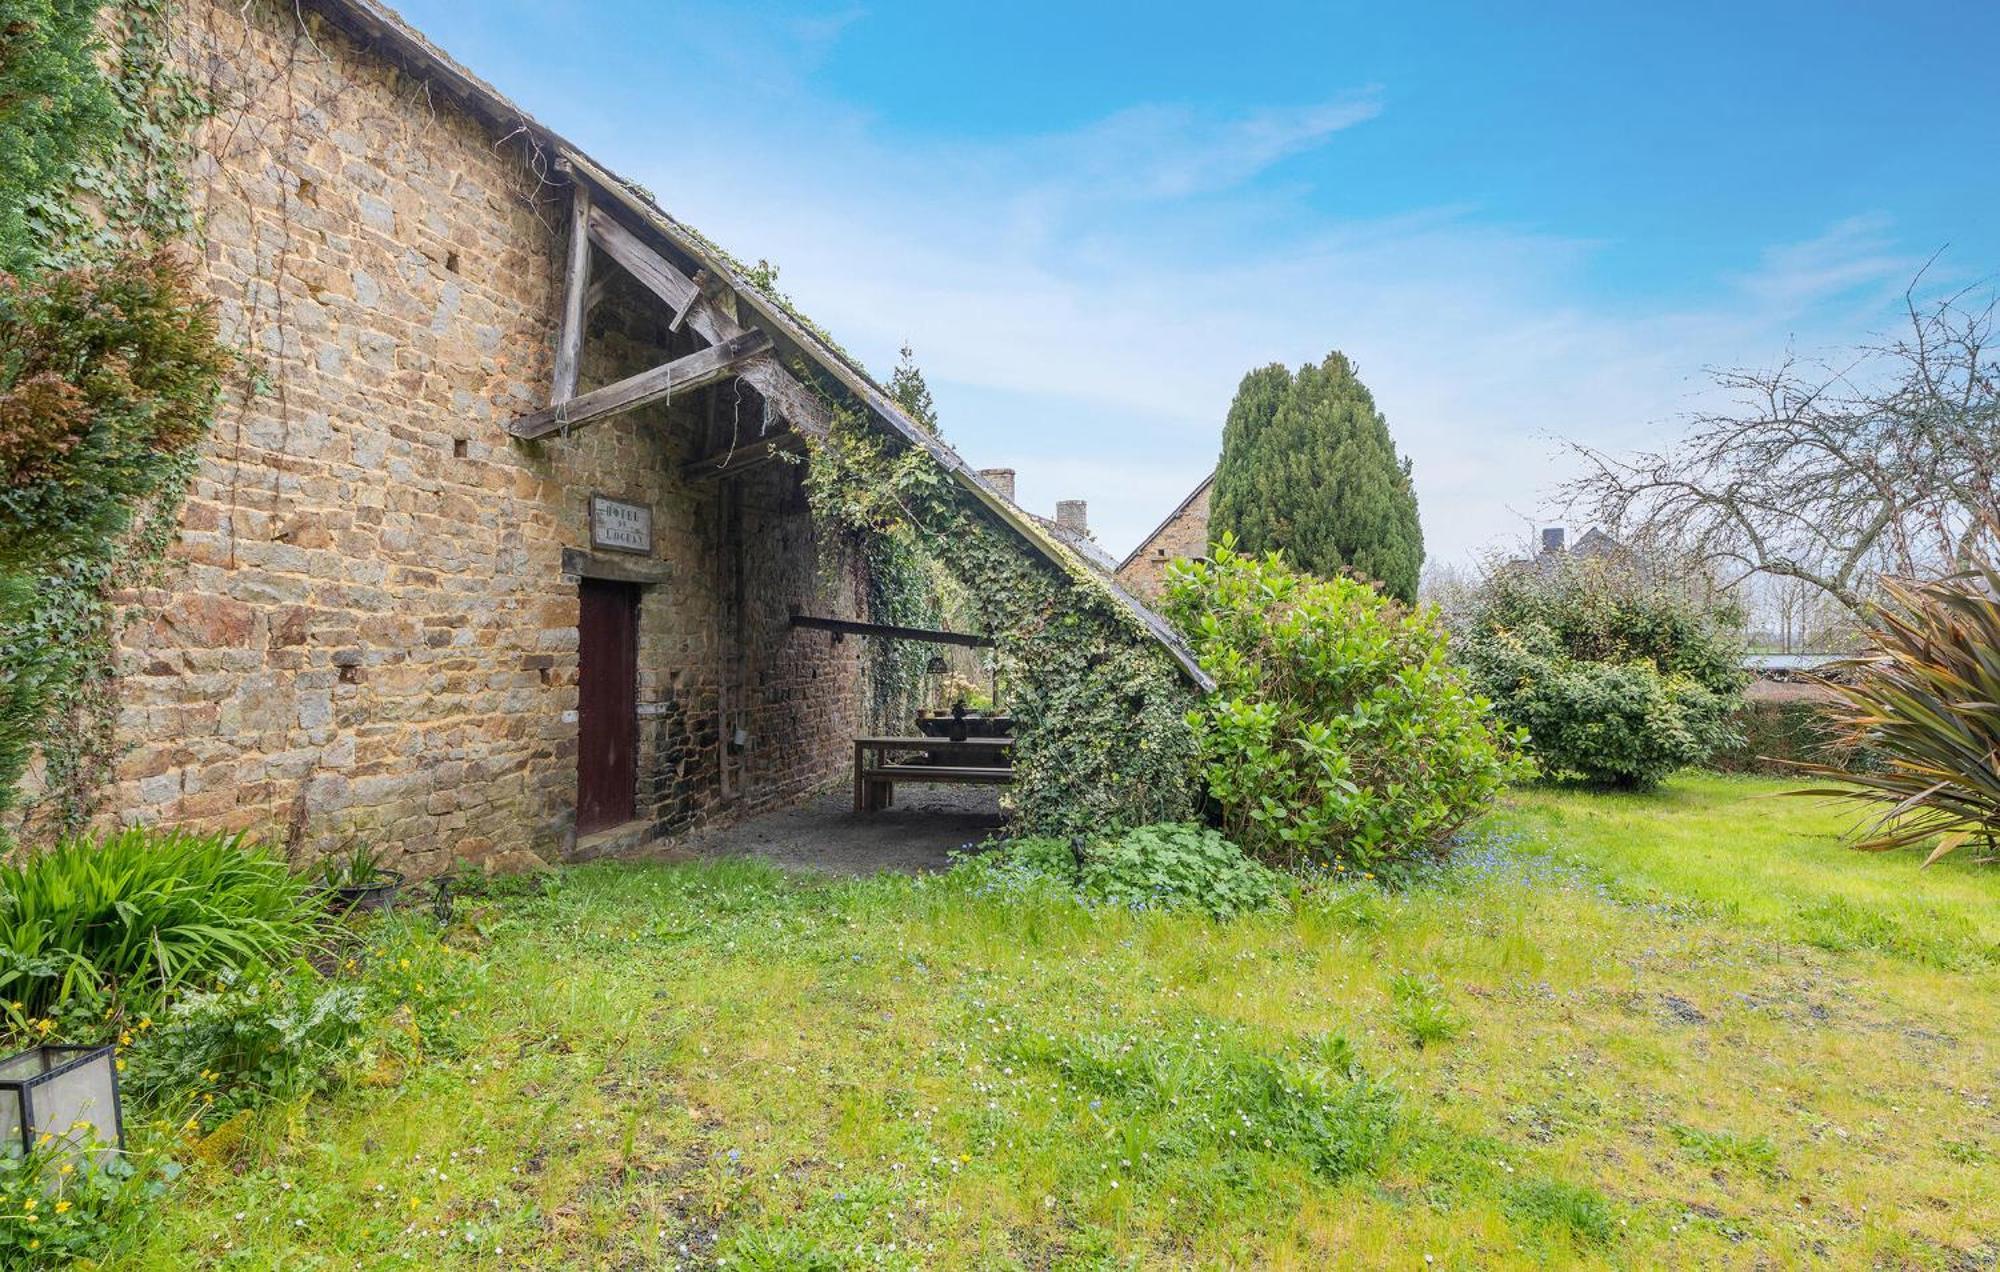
[577,578,638,834]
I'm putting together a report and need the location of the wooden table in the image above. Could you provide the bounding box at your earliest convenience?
[853,735,1015,812]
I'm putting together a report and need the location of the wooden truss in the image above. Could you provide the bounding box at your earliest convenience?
[510,176,834,446]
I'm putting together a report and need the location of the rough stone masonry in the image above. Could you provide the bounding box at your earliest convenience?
[97,0,872,875]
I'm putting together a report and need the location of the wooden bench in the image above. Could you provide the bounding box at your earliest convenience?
[854,736,1014,812]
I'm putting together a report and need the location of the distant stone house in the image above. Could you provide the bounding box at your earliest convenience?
[1116,471,1215,600]
[96,0,1201,873]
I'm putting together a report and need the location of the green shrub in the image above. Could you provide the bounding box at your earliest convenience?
[1794,565,2000,867]
[0,827,321,1019]
[1461,554,1745,789]
[1162,538,1531,871]
[963,822,1282,920]
[121,962,365,1130]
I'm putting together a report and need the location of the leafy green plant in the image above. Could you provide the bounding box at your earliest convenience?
[313,843,393,890]
[1794,566,2000,867]
[961,822,1283,920]
[1163,537,1531,871]
[1389,972,1463,1048]
[0,1131,147,1268]
[120,962,365,1131]
[0,828,321,1018]
[1461,552,1745,788]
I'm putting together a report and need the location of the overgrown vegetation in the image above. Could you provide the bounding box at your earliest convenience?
[800,398,1200,834]
[1460,552,1746,788]
[959,821,1284,919]
[78,779,2000,1268]
[1164,538,1530,871]
[0,0,223,836]
[1209,352,1424,603]
[1795,563,2000,867]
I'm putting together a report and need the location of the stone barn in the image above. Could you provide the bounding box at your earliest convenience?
[94,0,1204,874]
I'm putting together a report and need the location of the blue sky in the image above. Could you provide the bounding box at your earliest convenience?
[391,0,1999,565]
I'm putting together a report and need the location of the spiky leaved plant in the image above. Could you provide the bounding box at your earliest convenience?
[1795,565,2000,866]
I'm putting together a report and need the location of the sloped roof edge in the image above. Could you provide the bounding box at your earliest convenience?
[1118,470,1217,573]
[300,0,1213,692]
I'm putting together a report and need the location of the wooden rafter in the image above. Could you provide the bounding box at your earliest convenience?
[549,177,591,404]
[790,614,995,648]
[510,330,772,440]
[583,209,834,437]
[680,431,803,482]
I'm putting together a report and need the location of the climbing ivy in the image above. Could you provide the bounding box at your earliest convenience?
[0,0,223,838]
[800,399,1200,835]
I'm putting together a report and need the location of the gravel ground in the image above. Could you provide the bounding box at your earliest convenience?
[688,782,1006,876]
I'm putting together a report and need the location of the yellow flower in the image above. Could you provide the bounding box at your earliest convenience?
[36,1133,52,1147]
[57,1165,72,1177]
[138,1017,152,1030]
[53,1201,69,1214]
[119,1031,133,1046]
[116,1059,126,1072]
[398,959,411,971]
[23,1198,36,1212]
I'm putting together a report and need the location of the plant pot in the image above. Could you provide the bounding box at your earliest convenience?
[322,870,405,915]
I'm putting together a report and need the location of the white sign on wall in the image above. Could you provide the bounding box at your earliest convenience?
[589,494,652,555]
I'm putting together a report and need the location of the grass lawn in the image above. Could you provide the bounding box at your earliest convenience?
[121,776,1997,1269]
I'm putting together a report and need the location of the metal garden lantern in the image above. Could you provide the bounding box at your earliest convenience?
[0,1044,124,1167]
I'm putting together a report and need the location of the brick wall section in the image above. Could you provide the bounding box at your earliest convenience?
[1115,473,1213,601]
[96,0,866,873]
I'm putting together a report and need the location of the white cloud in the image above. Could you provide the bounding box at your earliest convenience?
[538,25,1924,566]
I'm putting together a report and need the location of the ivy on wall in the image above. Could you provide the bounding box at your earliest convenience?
[800,401,1200,835]
[0,0,224,839]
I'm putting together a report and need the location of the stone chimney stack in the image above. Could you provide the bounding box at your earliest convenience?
[977,468,1017,502]
[1541,527,1566,555]
[1056,500,1089,535]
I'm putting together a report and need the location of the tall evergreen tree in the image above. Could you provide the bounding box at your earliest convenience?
[887,342,939,434]
[1209,352,1423,602]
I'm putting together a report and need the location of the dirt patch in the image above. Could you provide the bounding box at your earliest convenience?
[688,784,1006,876]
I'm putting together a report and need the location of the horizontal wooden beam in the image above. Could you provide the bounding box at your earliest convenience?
[790,613,995,648]
[510,329,771,439]
[562,546,670,585]
[585,207,833,438]
[680,431,802,483]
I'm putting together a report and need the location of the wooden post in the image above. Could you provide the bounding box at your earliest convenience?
[551,178,592,406]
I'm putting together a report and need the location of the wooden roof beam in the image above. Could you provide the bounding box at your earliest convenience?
[510,329,771,440]
[583,206,833,438]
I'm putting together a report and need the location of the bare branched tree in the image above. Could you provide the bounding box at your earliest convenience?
[1562,272,2000,614]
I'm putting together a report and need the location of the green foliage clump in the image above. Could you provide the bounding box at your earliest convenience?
[1163,538,1530,872]
[800,399,1199,834]
[1794,565,2000,867]
[0,1133,147,1268]
[0,0,224,833]
[0,828,322,1019]
[884,341,938,434]
[1502,1175,1617,1248]
[121,963,366,1130]
[964,821,1283,920]
[1209,352,1424,602]
[1388,972,1463,1048]
[1461,555,1745,789]
[0,0,117,274]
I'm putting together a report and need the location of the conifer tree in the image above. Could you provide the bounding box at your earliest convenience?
[1209,352,1423,602]
[887,342,939,434]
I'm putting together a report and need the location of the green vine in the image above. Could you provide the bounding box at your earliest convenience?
[0,0,223,840]
[799,398,1200,834]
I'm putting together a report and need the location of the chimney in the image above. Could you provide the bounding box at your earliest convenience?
[977,467,1016,502]
[1056,500,1089,535]
[1541,527,1565,555]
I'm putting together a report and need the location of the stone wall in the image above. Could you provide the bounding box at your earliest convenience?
[1116,473,1213,601]
[97,0,867,873]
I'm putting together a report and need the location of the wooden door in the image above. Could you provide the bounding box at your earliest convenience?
[577,578,639,834]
